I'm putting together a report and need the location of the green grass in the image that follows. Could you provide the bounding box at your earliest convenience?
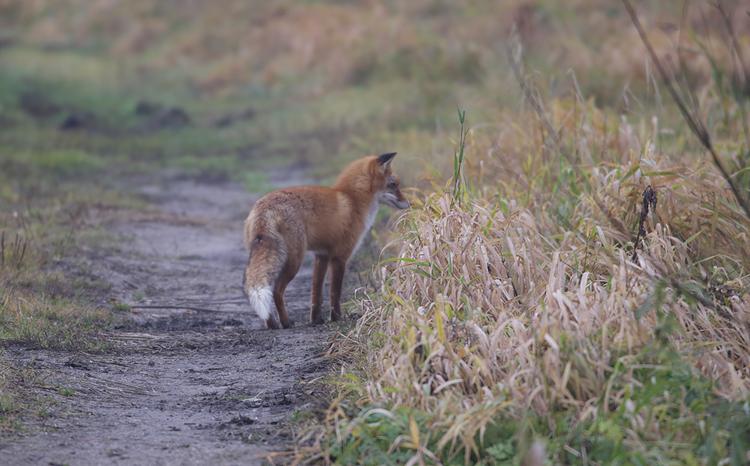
[0,209,115,352]
[0,292,112,351]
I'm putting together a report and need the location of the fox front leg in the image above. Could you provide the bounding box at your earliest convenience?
[329,258,346,321]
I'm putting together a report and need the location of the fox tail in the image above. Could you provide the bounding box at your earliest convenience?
[243,231,286,329]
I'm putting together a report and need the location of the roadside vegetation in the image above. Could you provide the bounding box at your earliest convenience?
[302,3,750,465]
[1,1,749,463]
[0,149,122,429]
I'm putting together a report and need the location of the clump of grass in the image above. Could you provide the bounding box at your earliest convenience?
[0,231,111,351]
[0,284,111,351]
[311,58,750,464]
[0,200,115,353]
[332,178,746,457]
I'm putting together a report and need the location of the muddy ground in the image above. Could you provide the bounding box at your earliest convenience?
[0,173,339,465]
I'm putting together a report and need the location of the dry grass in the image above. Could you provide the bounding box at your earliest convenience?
[310,60,750,466]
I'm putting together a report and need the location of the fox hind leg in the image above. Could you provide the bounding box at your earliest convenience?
[273,280,292,329]
[274,248,304,329]
[265,315,280,330]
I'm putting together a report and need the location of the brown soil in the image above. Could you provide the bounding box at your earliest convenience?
[0,174,337,465]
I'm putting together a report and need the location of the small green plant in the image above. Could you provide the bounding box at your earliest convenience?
[112,302,131,312]
[451,108,469,202]
[57,387,75,397]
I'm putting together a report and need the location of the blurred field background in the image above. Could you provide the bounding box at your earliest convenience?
[2,0,750,464]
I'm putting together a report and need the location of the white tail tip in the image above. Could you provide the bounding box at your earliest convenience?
[247,286,274,321]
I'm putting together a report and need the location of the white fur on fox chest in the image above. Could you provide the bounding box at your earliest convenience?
[351,200,379,256]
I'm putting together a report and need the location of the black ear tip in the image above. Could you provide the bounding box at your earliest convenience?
[377,152,397,165]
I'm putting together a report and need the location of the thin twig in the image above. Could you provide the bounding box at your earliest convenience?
[129,304,230,313]
[177,297,247,305]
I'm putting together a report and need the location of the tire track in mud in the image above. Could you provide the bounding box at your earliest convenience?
[0,175,334,465]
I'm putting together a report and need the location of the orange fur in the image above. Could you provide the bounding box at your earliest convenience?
[243,153,408,329]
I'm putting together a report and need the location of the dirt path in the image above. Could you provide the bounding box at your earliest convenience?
[1,174,334,465]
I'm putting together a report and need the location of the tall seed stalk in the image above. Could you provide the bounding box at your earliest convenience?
[452,108,469,203]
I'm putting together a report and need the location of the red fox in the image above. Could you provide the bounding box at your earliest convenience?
[243,152,409,329]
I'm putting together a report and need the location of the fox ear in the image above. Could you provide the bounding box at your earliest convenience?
[377,152,397,169]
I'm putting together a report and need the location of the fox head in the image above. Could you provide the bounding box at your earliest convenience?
[373,152,410,210]
[335,152,410,209]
